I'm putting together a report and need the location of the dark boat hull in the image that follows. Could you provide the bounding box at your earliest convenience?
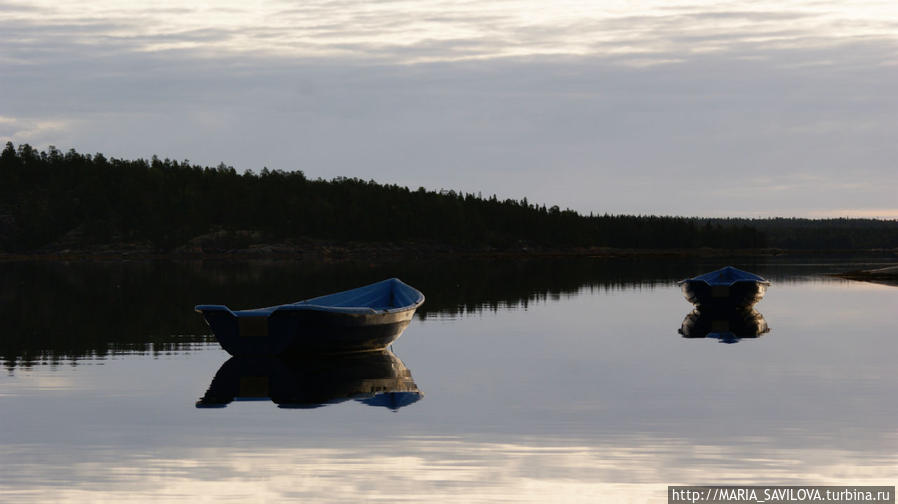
[680,280,767,309]
[196,278,424,357]
[200,307,416,357]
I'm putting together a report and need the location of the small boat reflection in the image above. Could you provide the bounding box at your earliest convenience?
[678,308,770,344]
[196,349,422,410]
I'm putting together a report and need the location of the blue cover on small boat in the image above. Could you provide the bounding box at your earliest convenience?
[358,391,423,410]
[196,278,424,317]
[684,266,769,286]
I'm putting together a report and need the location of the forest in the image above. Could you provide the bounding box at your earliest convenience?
[1,142,896,253]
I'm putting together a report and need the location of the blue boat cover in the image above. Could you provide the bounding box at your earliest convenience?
[195,278,424,317]
[358,391,423,410]
[685,266,769,286]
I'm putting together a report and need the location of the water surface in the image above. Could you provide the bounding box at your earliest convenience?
[1,256,895,502]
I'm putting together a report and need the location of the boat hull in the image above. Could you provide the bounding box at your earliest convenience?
[680,280,767,309]
[200,307,417,357]
[196,278,425,357]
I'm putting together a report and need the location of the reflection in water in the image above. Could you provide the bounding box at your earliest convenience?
[196,349,422,410]
[2,256,887,368]
[2,434,894,503]
[678,308,770,344]
[0,257,742,368]
[3,265,897,503]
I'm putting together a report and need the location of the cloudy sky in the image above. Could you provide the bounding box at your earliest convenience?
[2,0,896,217]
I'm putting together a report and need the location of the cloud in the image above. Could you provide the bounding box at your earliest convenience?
[1,0,896,216]
[4,0,897,63]
[0,116,71,145]
[806,208,898,219]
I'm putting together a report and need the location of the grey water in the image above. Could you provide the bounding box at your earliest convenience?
[1,256,896,503]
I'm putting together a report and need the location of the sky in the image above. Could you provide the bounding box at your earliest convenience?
[1,0,896,218]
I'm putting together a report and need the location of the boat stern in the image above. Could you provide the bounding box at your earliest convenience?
[195,305,294,356]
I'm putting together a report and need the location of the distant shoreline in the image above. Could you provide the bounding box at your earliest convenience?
[2,240,895,263]
[831,265,898,286]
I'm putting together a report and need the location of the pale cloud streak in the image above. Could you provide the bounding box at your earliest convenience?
[4,0,898,63]
[1,0,896,217]
[0,116,71,146]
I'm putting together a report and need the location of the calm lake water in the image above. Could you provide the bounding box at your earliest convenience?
[1,256,896,503]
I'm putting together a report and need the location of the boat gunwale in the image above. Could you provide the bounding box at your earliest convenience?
[195,278,425,317]
[676,278,772,287]
[676,266,771,287]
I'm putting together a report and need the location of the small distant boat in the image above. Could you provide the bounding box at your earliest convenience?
[195,278,424,356]
[678,266,770,308]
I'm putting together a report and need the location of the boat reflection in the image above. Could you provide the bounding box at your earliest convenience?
[196,349,422,410]
[678,308,770,344]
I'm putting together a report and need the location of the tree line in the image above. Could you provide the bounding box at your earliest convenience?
[1,142,895,252]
